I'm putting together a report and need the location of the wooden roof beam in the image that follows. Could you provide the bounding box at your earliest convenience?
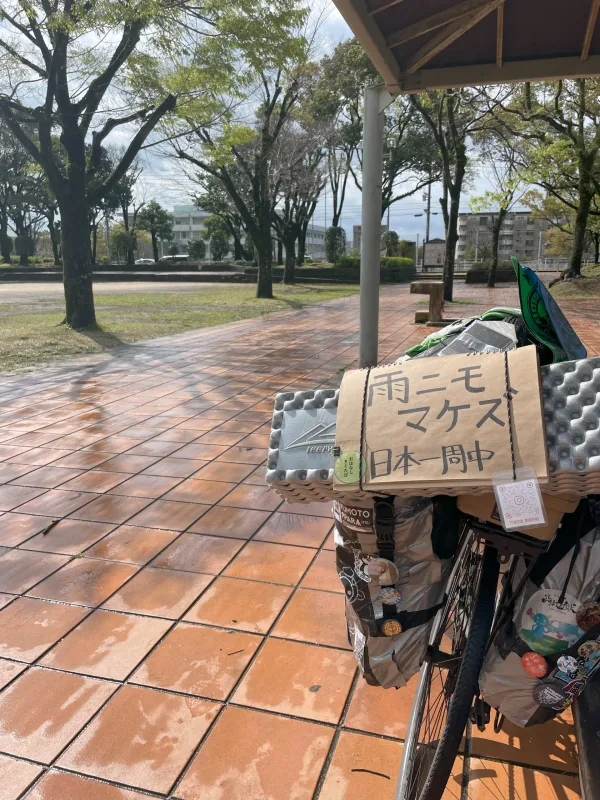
[582,0,600,60]
[403,0,504,74]
[368,0,407,15]
[496,2,504,67]
[388,0,501,48]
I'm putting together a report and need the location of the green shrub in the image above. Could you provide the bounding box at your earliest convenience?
[325,226,347,263]
[336,255,360,269]
[381,256,414,268]
[465,261,516,284]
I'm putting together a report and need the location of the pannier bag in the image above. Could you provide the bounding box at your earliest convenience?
[336,495,456,688]
[479,499,600,726]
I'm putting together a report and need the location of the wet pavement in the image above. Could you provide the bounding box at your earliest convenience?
[0,282,594,799]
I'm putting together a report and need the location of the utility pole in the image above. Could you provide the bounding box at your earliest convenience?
[425,179,431,243]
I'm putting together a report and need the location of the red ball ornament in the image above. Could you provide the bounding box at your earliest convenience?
[521,651,548,678]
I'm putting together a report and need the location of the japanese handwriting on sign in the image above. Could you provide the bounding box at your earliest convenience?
[476,398,505,428]
[421,441,495,475]
[370,446,420,478]
[436,399,470,432]
[451,365,485,393]
[398,406,430,433]
[416,373,446,395]
[367,370,408,407]
[369,441,493,480]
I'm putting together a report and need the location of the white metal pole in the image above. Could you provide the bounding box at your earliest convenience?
[360,86,391,368]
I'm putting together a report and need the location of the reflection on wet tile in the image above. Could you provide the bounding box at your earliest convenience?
[0,667,117,763]
[0,550,69,594]
[188,506,270,539]
[23,770,149,800]
[41,609,171,680]
[28,558,138,607]
[0,514,56,547]
[0,597,89,662]
[84,525,177,564]
[69,495,153,524]
[59,685,220,793]
[224,541,314,586]
[103,567,212,619]
[127,500,209,531]
[254,513,332,548]
[152,534,243,575]
[233,637,355,723]
[0,660,27,690]
[184,576,292,633]
[0,753,43,800]
[20,519,114,555]
[272,589,350,649]
[175,706,333,800]
[132,622,260,699]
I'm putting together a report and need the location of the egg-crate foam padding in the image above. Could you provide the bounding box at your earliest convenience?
[266,357,600,503]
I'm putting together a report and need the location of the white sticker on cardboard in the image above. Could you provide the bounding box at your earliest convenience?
[494,475,546,530]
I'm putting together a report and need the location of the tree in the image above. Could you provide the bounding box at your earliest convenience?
[137,202,174,263]
[188,239,206,260]
[168,4,311,298]
[487,80,600,281]
[410,88,506,300]
[110,224,136,264]
[0,2,194,325]
[201,216,230,261]
[308,39,376,227]
[470,131,524,287]
[325,226,346,263]
[195,175,247,260]
[382,230,399,257]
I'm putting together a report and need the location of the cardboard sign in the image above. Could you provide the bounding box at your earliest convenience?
[334,346,548,493]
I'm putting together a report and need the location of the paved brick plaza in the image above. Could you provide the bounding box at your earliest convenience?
[0,282,594,800]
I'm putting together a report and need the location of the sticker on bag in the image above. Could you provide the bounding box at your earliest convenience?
[518,589,584,655]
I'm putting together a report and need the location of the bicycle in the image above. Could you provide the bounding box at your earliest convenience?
[395,514,572,800]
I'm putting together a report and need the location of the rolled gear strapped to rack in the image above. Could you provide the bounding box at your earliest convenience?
[335,495,455,689]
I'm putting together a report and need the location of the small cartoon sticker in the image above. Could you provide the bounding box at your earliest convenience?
[519,590,584,655]
[556,655,579,681]
[576,601,600,632]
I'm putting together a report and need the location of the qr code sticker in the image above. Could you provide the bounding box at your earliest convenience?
[494,478,546,529]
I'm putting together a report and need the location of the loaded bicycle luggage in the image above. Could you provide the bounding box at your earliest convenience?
[265,258,600,800]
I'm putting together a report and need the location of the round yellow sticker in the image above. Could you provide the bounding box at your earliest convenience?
[334,451,365,483]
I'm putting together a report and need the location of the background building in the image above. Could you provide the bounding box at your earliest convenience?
[457,211,550,264]
[353,224,388,252]
[170,204,213,256]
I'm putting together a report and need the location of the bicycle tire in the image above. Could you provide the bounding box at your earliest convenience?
[396,539,500,800]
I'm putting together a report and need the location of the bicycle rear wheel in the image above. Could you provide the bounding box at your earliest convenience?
[396,529,500,800]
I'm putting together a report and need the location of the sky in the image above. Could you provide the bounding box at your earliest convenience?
[131,1,497,245]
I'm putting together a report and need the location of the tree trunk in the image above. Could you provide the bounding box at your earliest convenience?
[594,232,600,264]
[151,231,159,262]
[19,247,28,266]
[488,211,506,289]
[59,196,96,327]
[233,236,243,261]
[255,230,273,299]
[0,212,11,263]
[276,238,283,266]
[564,155,594,279]
[297,224,307,266]
[283,233,296,284]
[91,223,98,265]
[444,192,460,302]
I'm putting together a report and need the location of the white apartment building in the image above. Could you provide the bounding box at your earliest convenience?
[169,204,328,259]
[169,204,216,257]
[457,211,551,264]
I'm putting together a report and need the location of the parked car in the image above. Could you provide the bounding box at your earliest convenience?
[135,258,155,265]
[158,254,189,263]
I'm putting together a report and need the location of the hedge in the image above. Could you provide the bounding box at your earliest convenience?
[465,261,517,284]
[336,255,414,269]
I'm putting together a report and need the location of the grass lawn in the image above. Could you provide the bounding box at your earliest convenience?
[551,263,600,299]
[0,283,358,372]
